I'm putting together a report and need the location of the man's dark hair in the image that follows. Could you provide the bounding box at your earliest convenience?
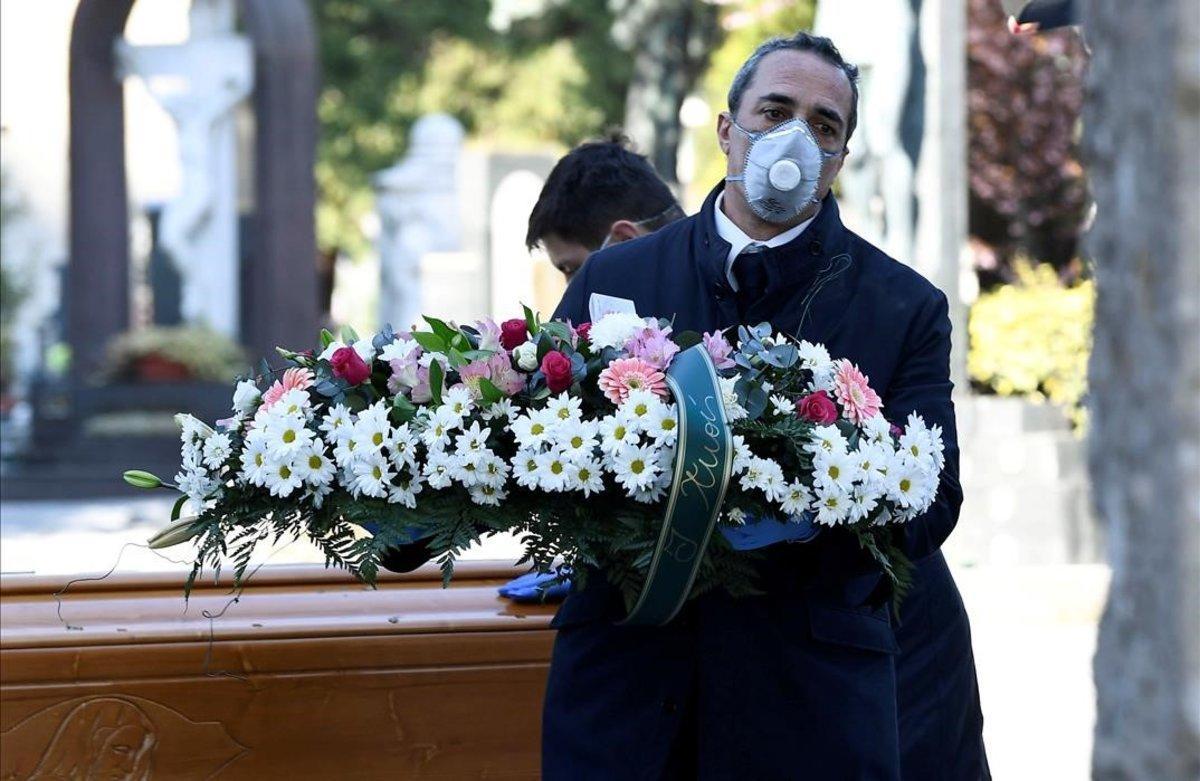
[526,132,682,251]
[727,32,860,145]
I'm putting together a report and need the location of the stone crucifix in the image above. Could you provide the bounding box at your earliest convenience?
[115,0,253,338]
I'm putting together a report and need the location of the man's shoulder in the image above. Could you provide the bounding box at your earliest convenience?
[844,230,947,310]
[580,214,698,280]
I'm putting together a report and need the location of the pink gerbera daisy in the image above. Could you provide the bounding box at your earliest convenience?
[261,367,314,410]
[597,357,669,405]
[832,360,882,425]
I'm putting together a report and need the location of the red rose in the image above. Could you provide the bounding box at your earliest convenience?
[796,390,838,425]
[500,318,528,350]
[541,350,574,393]
[575,321,592,342]
[330,346,371,385]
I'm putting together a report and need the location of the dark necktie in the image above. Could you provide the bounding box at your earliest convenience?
[732,244,769,320]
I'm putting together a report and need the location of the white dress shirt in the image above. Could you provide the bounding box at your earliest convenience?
[713,191,819,292]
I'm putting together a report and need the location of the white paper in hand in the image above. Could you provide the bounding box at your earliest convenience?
[588,293,638,324]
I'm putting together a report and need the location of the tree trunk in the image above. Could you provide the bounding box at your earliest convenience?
[615,0,720,187]
[1082,1,1200,779]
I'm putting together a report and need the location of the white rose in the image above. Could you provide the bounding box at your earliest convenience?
[513,341,539,371]
[232,380,261,415]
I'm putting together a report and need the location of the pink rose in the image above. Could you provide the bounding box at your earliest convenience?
[500,318,528,350]
[330,346,371,385]
[541,350,574,393]
[796,390,838,425]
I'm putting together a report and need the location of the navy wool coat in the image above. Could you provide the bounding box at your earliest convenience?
[543,185,988,780]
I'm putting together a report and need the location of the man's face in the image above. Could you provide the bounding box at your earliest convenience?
[717,49,853,226]
[541,233,593,282]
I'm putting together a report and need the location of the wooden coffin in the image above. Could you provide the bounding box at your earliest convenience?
[0,562,558,779]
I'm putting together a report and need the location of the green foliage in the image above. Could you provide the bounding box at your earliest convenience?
[312,0,627,258]
[968,260,1093,427]
[103,325,249,383]
[0,167,28,395]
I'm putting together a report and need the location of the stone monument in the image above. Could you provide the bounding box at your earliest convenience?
[115,0,253,338]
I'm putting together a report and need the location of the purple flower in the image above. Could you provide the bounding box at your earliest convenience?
[702,330,736,370]
[626,323,680,370]
[474,318,503,353]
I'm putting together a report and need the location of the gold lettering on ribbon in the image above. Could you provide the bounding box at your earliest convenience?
[676,392,725,513]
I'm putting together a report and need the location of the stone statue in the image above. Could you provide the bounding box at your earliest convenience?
[115,0,253,338]
[374,114,465,333]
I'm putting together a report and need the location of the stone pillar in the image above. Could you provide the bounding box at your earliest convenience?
[373,114,464,333]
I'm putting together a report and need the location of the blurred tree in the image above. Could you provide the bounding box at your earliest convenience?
[967,0,1089,286]
[1082,0,1200,777]
[0,166,27,396]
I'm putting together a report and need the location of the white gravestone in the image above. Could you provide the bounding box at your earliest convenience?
[374,114,465,333]
[115,0,252,338]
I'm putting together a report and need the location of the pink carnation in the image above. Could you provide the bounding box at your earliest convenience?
[597,357,669,405]
[260,367,314,410]
[702,330,736,370]
[832,360,882,425]
[625,323,679,370]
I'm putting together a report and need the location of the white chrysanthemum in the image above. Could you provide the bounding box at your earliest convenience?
[852,442,892,488]
[332,433,364,469]
[175,467,221,504]
[611,442,661,493]
[481,398,517,422]
[588,312,649,350]
[468,483,506,506]
[717,376,747,422]
[354,412,394,454]
[422,453,454,490]
[646,403,679,446]
[307,483,333,509]
[388,473,424,508]
[812,483,851,526]
[806,424,848,456]
[797,341,836,391]
[264,460,303,498]
[418,351,450,371]
[442,386,475,419]
[555,419,598,460]
[769,393,795,418]
[847,485,881,523]
[885,458,926,510]
[860,414,892,446]
[729,434,753,476]
[320,404,354,442]
[294,444,336,487]
[545,392,583,425]
[535,450,571,491]
[201,432,233,470]
[420,409,458,450]
[619,389,663,428]
[476,451,509,489]
[812,448,860,493]
[453,420,491,456]
[511,449,543,490]
[240,434,272,487]
[739,456,786,501]
[451,447,485,487]
[263,413,315,461]
[597,415,639,455]
[387,423,418,469]
[379,336,421,363]
[351,455,393,498]
[780,480,813,516]
[900,412,945,471]
[726,507,749,526]
[510,409,556,450]
[273,388,312,418]
[631,482,668,504]
[232,380,261,415]
[568,456,605,497]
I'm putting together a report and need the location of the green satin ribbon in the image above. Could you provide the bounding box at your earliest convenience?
[619,345,733,626]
